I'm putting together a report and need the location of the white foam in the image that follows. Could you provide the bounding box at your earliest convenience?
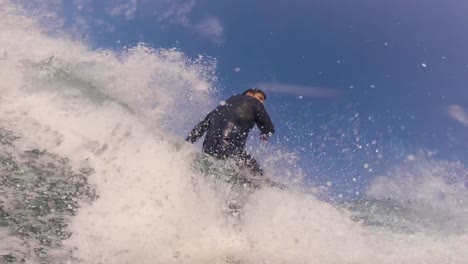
[1,2,468,263]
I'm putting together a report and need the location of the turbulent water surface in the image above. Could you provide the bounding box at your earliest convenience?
[1,1,468,263]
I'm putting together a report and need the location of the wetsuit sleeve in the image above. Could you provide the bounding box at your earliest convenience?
[185,110,213,143]
[254,102,275,136]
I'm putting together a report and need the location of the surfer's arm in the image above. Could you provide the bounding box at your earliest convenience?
[185,111,213,143]
[254,102,275,137]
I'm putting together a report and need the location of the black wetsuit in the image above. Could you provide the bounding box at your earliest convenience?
[186,94,275,175]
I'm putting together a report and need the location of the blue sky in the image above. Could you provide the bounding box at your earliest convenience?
[21,0,468,195]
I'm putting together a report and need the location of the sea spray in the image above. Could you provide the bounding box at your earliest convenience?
[1,1,468,263]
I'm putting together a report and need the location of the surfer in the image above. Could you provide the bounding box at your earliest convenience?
[186,88,275,177]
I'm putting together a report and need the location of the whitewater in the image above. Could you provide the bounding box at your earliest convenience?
[1,2,467,263]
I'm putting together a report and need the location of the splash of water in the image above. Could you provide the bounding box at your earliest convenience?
[1,1,467,263]
[363,159,468,233]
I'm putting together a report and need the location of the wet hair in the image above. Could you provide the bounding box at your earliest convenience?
[242,88,267,100]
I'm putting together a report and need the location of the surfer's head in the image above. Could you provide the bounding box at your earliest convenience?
[242,88,267,104]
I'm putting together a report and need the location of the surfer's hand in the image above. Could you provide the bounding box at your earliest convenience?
[259,134,268,142]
